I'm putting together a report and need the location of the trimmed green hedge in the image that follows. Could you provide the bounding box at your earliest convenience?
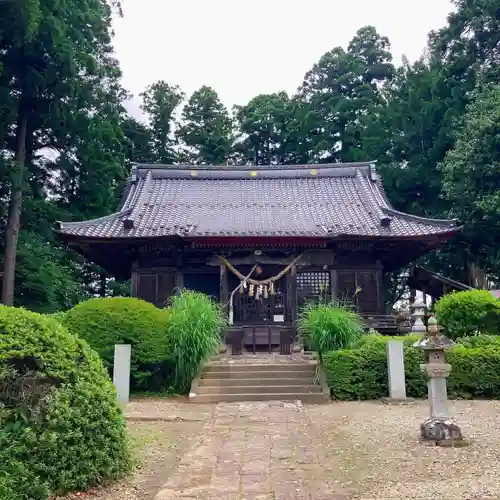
[324,334,500,400]
[0,306,131,499]
[60,297,171,391]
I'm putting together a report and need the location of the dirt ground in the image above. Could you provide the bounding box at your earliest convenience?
[60,399,500,500]
[59,419,206,500]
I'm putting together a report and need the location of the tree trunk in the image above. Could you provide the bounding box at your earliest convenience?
[1,109,28,306]
[99,272,107,297]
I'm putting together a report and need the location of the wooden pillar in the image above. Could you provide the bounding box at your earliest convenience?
[375,269,384,314]
[287,263,298,325]
[174,270,184,294]
[220,259,228,308]
[174,255,183,296]
[130,270,138,297]
[330,269,338,301]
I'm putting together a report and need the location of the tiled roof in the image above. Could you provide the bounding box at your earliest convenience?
[56,162,460,240]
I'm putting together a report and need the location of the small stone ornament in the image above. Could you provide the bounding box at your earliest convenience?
[414,316,465,446]
[411,297,427,333]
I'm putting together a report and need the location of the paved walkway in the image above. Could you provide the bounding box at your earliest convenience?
[154,401,347,500]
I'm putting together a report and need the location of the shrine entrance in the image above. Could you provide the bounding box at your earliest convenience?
[229,266,288,325]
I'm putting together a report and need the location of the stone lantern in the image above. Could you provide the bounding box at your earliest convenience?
[411,297,427,334]
[414,316,464,445]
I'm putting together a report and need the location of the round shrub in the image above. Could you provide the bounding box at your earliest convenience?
[61,297,170,390]
[298,300,364,362]
[166,290,226,393]
[435,289,500,339]
[0,306,131,499]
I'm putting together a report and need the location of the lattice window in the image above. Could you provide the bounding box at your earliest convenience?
[297,272,330,298]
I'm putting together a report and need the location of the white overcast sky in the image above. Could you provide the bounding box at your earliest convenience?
[112,0,454,120]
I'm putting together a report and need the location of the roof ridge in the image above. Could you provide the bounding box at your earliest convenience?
[131,161,377,172]
[355,170,391,227]
[129,171,152,222]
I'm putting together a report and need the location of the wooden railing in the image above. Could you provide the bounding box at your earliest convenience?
[361,314,410,335]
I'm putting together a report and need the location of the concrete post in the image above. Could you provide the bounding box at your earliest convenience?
[113,344,131,406]
[387,340,406,400]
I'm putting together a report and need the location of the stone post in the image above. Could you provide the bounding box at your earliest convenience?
[113,344,131,406]
[414,317,464,445]
[411,297,426,334]
[387,340,406,400]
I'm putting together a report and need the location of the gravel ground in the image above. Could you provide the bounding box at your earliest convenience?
[59,399,500,499]
[308,400,500,500]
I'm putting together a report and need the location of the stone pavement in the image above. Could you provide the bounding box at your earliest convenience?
[155,400,348,500]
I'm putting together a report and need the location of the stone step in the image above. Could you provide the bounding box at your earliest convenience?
[204,363,316,373]
[198,377,316,387]
[191,392,330,404]
[196,384,322,395]
[201,369,316,380]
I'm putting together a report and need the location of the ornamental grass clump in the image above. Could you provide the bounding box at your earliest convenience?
[0,306,132,500]
[166,290,226,393]
[298,299,364,363]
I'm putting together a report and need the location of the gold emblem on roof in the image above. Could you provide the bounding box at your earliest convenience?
[311,169,318,175]
[250,171,257,177]
[190,170,197,177]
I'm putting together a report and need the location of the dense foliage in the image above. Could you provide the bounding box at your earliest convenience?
[434,290,500,339]
[166,290,226,393]
[324,334,500,400]
[1,0,500,313]
[60,297,170,390]
[298,301,364,362]
[0,306,131,499]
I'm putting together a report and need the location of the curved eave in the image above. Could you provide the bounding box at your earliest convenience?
[382,206,460,228]
[55,227,461,245]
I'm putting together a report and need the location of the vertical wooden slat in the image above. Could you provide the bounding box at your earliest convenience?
[157,272,175,307]
[355,270,379,314]
[336,270,357,307]
[136,273,158,305]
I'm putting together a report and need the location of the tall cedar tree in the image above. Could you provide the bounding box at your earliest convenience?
[0,0,124,304]
[442,84,500,281]
[177,86,234,164]
[140,81,184,163]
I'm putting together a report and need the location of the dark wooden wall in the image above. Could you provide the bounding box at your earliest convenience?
[131,247,384,316]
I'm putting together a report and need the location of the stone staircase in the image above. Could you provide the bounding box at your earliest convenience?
[190,361,330,404]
